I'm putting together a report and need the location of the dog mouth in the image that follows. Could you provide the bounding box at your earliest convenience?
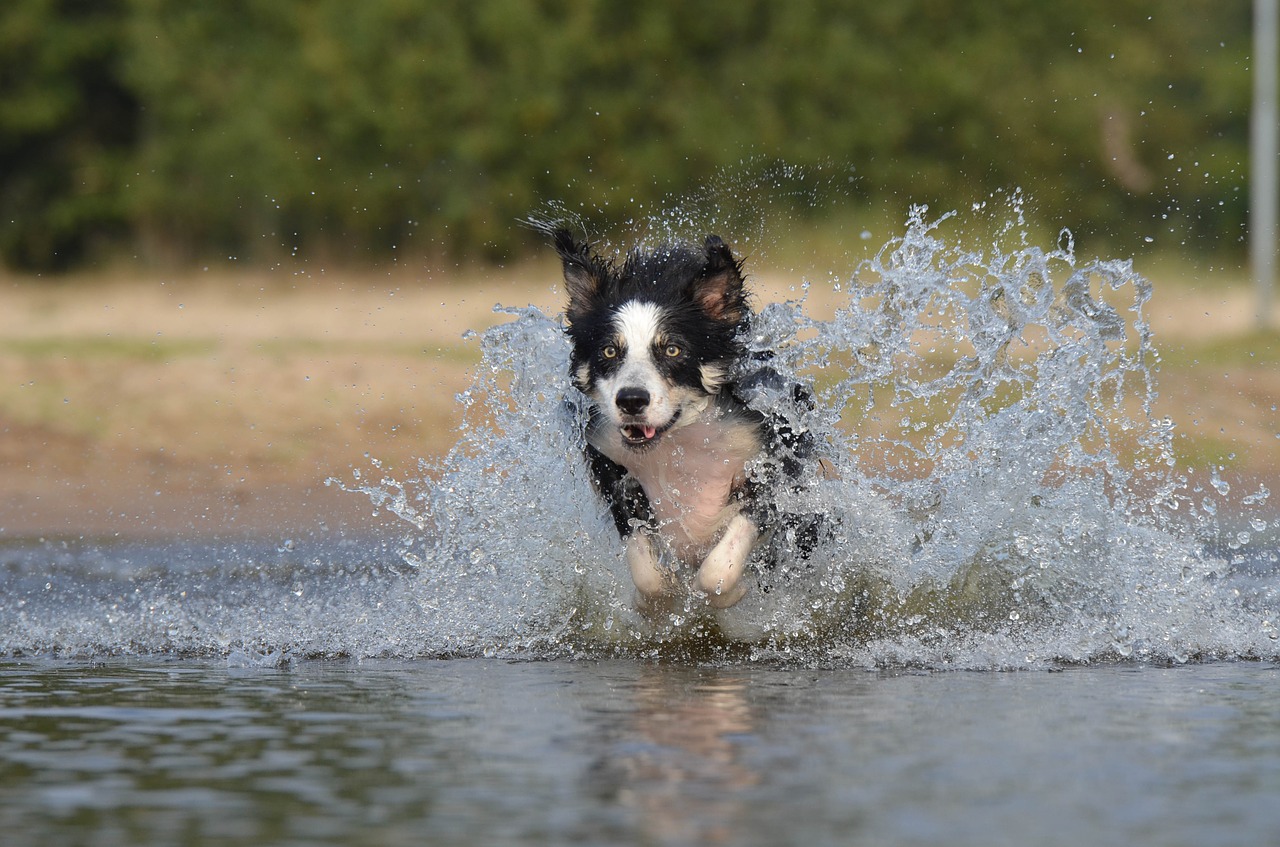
[619,411,679,447]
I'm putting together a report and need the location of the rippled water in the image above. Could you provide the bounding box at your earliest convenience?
[1,658,1277,847]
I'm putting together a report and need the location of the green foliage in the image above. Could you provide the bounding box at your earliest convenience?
[0,0,1256,270]
[0,0,138,269]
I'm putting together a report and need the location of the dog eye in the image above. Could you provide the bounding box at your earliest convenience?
[664,344,682,358]
[601,344,618,359]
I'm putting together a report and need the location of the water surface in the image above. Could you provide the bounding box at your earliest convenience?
[1,657,1276,847]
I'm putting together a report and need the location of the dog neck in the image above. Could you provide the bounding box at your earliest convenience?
[589,399,762,562]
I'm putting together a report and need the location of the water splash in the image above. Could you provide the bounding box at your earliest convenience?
[2,205,1276,667]
[324,204,1277,666]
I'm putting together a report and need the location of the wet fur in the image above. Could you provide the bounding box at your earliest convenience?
[552,228,816,609]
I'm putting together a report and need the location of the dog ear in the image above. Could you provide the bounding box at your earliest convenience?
[552,228,604,319]
[693,235,747,324]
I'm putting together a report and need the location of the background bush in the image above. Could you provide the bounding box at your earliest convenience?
[0,0,1253,271]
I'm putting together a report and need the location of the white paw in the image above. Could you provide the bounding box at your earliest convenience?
[695,514,759,609]
[626,533,669,600]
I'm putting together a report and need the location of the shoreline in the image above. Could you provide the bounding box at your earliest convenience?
[2,263,1277,542]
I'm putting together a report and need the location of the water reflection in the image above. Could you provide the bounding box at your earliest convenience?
[590,667,761,844]
[1,660,1278,846]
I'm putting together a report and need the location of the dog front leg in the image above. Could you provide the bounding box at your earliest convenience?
[695,513,759,609]
[626,531,670,607]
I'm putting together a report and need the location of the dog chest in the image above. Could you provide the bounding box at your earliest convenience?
[614,416,761,560]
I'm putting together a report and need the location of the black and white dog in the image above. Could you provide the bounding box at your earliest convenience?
[553,229,823,610]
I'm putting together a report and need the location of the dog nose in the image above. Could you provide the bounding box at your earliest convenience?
[615,387,650,416]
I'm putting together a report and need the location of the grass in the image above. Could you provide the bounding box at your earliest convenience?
[0,336,219,361]
[1153,329,1280,369]
[253,337,479,363]
[3,249,1279,538]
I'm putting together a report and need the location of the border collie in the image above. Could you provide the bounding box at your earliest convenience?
[552,229,822,610]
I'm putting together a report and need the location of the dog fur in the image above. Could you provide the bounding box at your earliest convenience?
[553,229,822,610]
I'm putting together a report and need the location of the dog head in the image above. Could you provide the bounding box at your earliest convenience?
[554,229,749,449]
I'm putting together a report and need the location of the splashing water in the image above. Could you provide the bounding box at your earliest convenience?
[323,206,1277,666]
[3,208,1276,667]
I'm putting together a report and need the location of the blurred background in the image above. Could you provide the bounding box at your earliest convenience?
[0,0,1254,269]
[0,0,1275,539]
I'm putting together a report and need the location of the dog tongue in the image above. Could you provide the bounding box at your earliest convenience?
[642,425,657,440]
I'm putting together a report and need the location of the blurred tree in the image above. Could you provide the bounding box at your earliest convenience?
[0,0,1256,271]
[0,0,138,270]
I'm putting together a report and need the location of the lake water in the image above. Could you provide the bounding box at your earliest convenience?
[4,213,1279,844]
[0,655,1277,847]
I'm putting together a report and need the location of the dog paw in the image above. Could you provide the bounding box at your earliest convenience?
[696,571,751,609]
[694,514,758,609]
[626,533,670,600]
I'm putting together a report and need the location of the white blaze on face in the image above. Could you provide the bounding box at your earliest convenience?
[597,301,668,424]
[613,301,663,355]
